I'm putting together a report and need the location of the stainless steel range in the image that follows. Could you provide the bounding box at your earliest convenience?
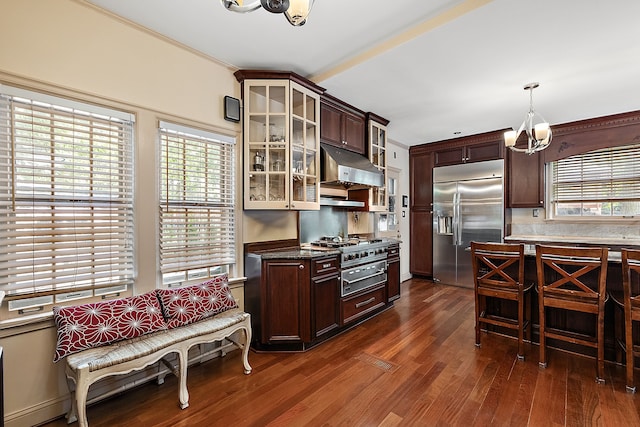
[310,237,389,297]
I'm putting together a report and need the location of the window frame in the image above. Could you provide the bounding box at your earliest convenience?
[158,121,237,288]
[0,85,135,318]
[546,143,640,220]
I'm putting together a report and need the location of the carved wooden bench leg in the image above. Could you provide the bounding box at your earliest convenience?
[178,349,190,409]
[64,373,78,425]
[242,324,253,375]
[72,369,91,427]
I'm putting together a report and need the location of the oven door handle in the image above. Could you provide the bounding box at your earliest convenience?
[342,270,386,285]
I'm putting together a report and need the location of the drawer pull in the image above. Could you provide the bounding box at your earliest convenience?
[322,263,332,269]
[355,297,376,308]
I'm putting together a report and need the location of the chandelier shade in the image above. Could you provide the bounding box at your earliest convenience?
[220,0,315,26]
[504,82,552,155]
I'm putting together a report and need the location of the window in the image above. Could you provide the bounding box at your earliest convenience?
[549,144,640,218]
[0,86,135,316]
[378,172,399,235]
[159,122,236,286]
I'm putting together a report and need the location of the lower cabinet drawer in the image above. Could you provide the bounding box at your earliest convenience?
[340,285,386,325]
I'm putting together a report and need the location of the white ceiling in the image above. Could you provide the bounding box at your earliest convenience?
[86,0,640,146]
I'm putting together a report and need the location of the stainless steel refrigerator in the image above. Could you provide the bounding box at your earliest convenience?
[432,159,504,288]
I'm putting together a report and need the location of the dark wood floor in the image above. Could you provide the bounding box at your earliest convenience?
[42,278,640,426]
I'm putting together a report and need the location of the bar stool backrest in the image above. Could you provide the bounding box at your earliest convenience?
[536,245,608,307]
[622,248,640,391]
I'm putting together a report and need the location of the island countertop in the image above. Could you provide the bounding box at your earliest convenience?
[505,234,640,249]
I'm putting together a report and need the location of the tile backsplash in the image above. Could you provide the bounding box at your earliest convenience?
[510,208,640,239]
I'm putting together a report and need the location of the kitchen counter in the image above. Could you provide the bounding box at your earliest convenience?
[505,234,640,250]
[257,247,341,260]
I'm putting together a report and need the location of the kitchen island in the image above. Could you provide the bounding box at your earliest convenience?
[484,235,640,362]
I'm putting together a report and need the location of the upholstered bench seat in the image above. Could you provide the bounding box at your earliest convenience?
[54,276,252,427]
[64,308,251,427]
[66,309,250,373]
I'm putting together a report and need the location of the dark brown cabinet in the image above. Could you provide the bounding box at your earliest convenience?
[341,285,386,325]
[246,241,399,351]
[409,210,433,276]
[320,95,366,154]
[261,259,311,344]
[387,244,400,302]
[311,256,340,338]
[433,140,503,167]
[409,147,433,277]
[253,254,340,349]
[410,149,433,209]
[507,148,544,208]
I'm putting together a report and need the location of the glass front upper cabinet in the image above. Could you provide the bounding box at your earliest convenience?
[238,72,322,210]
[368,117,388,211]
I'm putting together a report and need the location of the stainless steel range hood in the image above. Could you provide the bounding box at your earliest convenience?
[320,143,384,189]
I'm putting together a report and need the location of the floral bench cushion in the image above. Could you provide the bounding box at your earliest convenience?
[52,275,238,362]
[52,291,166,362]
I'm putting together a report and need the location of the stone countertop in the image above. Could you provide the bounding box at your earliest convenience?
[256,247,341,260]
[505,234,640,248]
[520,246,622,263]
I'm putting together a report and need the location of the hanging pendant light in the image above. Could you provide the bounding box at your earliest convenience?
[261,0,289,14]
[220,0,315,26]
[220,0,261,13]
[285,0,315,26]
[504,82,553,155]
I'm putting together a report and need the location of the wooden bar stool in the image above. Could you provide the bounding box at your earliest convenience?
[622,248,640,392]
[535,244,608,383]
[471,241,532,360]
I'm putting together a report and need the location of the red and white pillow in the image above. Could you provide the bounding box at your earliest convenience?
[157,274,238,329]
[52,291,167,362]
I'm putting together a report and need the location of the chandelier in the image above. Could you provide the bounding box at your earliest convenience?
[504,82,552,155]
[220,0,316,26]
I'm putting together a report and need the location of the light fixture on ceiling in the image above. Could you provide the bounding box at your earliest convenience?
[220,0,315,26]
[504,82,552,155]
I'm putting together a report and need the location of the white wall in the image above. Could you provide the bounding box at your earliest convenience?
[0,1,244,425]
[0,2,413,425]
[387,140,412,282]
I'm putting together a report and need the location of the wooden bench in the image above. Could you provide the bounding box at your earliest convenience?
[53,278,252,427]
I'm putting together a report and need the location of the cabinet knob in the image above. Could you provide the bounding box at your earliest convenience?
[299,264,304,269]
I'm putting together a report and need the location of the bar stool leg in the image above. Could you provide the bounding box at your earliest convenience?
[517,288,524,360]
[539,302,547,368]
[596,309,605,384]
[475,292,482,348]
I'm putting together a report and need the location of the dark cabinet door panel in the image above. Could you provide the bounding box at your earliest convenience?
[410,211,433,276]
[320,102,343,147]
[507,149,544,207]
[410,150,433,209]
[262,261,310,343]
[313,274,340,338]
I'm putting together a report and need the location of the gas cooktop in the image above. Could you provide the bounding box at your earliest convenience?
[309,236,383,249]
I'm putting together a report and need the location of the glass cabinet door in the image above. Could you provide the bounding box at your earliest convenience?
[290,82,319,209]
[369,121,387,211]
[243,79,319,210]
[245,80,289,208]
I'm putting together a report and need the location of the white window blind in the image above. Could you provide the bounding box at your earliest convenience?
[550,144,640,217]
[0,89,135,303]
[159,122,236,280]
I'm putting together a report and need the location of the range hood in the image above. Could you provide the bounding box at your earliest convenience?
[320,143,384,189]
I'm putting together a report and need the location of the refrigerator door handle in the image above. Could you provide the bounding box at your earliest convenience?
[456,192,462,246]
[452,192,459,246]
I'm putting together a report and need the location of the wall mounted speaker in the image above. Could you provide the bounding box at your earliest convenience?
[224,96,240,122]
